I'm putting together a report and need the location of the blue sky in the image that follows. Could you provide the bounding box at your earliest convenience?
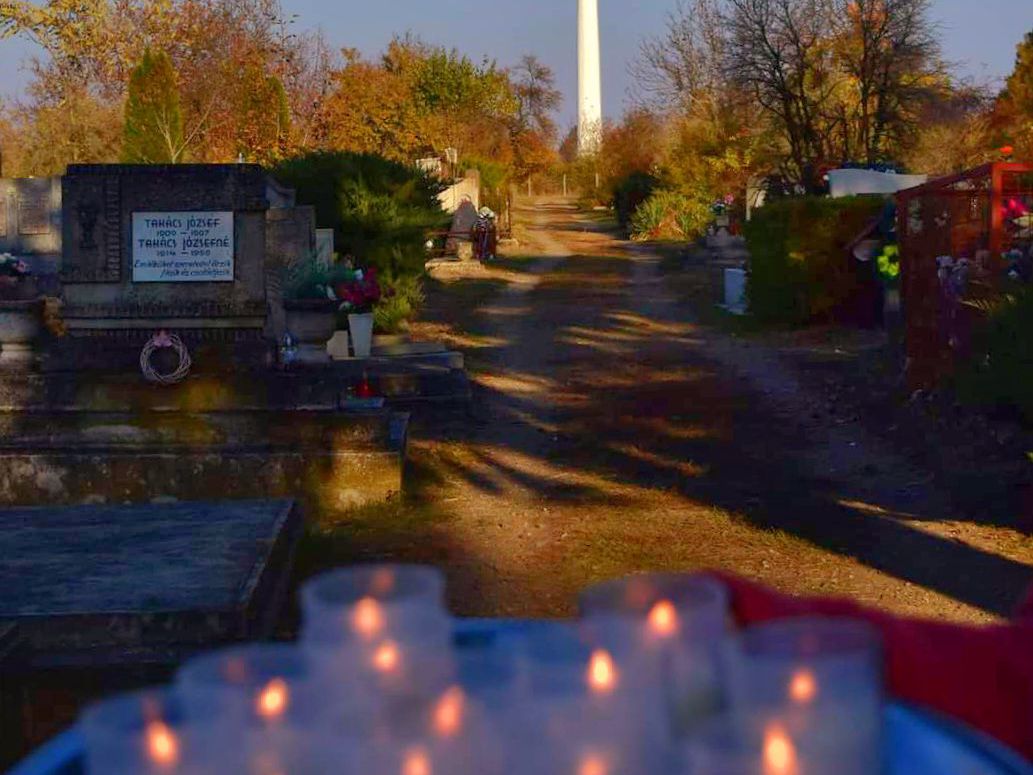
[1,0,1030,130]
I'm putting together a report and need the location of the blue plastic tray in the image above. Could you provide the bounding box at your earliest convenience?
[8,619,1032,775]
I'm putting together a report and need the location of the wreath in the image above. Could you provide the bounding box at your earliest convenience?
[140,330,192,385]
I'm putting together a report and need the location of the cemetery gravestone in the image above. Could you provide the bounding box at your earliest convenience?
[58,164,274,370]
[316,228,335,268]
[0,499,302,766]
[0,177,62,275]
[0,498,301,660]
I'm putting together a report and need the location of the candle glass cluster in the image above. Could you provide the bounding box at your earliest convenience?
[77,567,886,775]
[701,616,885,775]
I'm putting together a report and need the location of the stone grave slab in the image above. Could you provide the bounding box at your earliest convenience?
[0,499,301,667]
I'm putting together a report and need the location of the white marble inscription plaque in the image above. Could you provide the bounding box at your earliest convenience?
[132,212,233,282]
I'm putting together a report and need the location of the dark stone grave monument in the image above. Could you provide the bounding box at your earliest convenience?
[0,498,301,765]
[57,164,273,370]
[0,164,408,511]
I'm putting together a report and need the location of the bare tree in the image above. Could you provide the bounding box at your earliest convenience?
[722,0,844,191]
[633,0,728,114]
[634,0,943,189]
[831,0,942,164]
[511,55,562,140]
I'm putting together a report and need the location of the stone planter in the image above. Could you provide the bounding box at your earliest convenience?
[0,276,39,302]
[348,313,375,359]
[0,300,42,369]
[284,300,337,344]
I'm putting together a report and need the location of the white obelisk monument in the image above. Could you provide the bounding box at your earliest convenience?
[577,0,602,156]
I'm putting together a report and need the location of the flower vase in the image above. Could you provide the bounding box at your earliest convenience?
[348,313,374,359]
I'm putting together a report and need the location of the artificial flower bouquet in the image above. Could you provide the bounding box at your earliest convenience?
[331,266,383,315]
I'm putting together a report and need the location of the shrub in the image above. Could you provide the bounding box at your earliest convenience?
[374,273,426,334]
[271,151,448,281]
[612,172,658,231]
[284,259,358,301]
[629,190,712,242]
[958,288,1033,421]
[744,196,885,325]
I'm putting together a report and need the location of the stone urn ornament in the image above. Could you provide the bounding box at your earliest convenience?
[0,255,42,368]
[0,253,37,302]
[284,300,337,343]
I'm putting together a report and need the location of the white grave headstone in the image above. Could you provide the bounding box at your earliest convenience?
[723,268,748,315]
[315,228,334,269]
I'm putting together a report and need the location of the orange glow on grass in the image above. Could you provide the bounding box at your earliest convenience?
[587,650,618,694]
[647,600,678,636]
[256,678,289,719]
[788,669,818,705]
[145,722,179,768]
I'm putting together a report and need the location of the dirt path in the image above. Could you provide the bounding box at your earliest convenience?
[336,199,1033,624]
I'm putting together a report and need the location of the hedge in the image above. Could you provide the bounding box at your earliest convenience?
[744,196,886,325]
[270,151,448,281]
[612,172,659,232]
[958,286,1033,421]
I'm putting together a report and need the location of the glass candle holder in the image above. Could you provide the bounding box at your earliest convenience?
[579,574,730,734]
[682,710,879,775]
[242,727,359,775]
[300,565,451,652]
[579,574,729,648]
[724,617,883,713]
[358,733,506,775]
[306,635,458,728]
[507,702,659,775]
[78,688,226,775]
[508,622,671,772]
[174,643,330,730]
[723,617,884,773]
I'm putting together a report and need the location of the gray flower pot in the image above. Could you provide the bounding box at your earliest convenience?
[283,301,337,345]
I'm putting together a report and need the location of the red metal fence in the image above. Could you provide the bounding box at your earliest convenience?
[897,163,1033,389]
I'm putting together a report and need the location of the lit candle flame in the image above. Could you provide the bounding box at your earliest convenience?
[587,650,618,694]
[647,600,678,636]
[145,721,179,768]
[402,747,431,775]
[353,597,385,638]
[763,725,798,775]
[432,686,465,737]
[373,640,401,673]
[256,677,289,719]
[578,753,609,775]
[788,669,818,705]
